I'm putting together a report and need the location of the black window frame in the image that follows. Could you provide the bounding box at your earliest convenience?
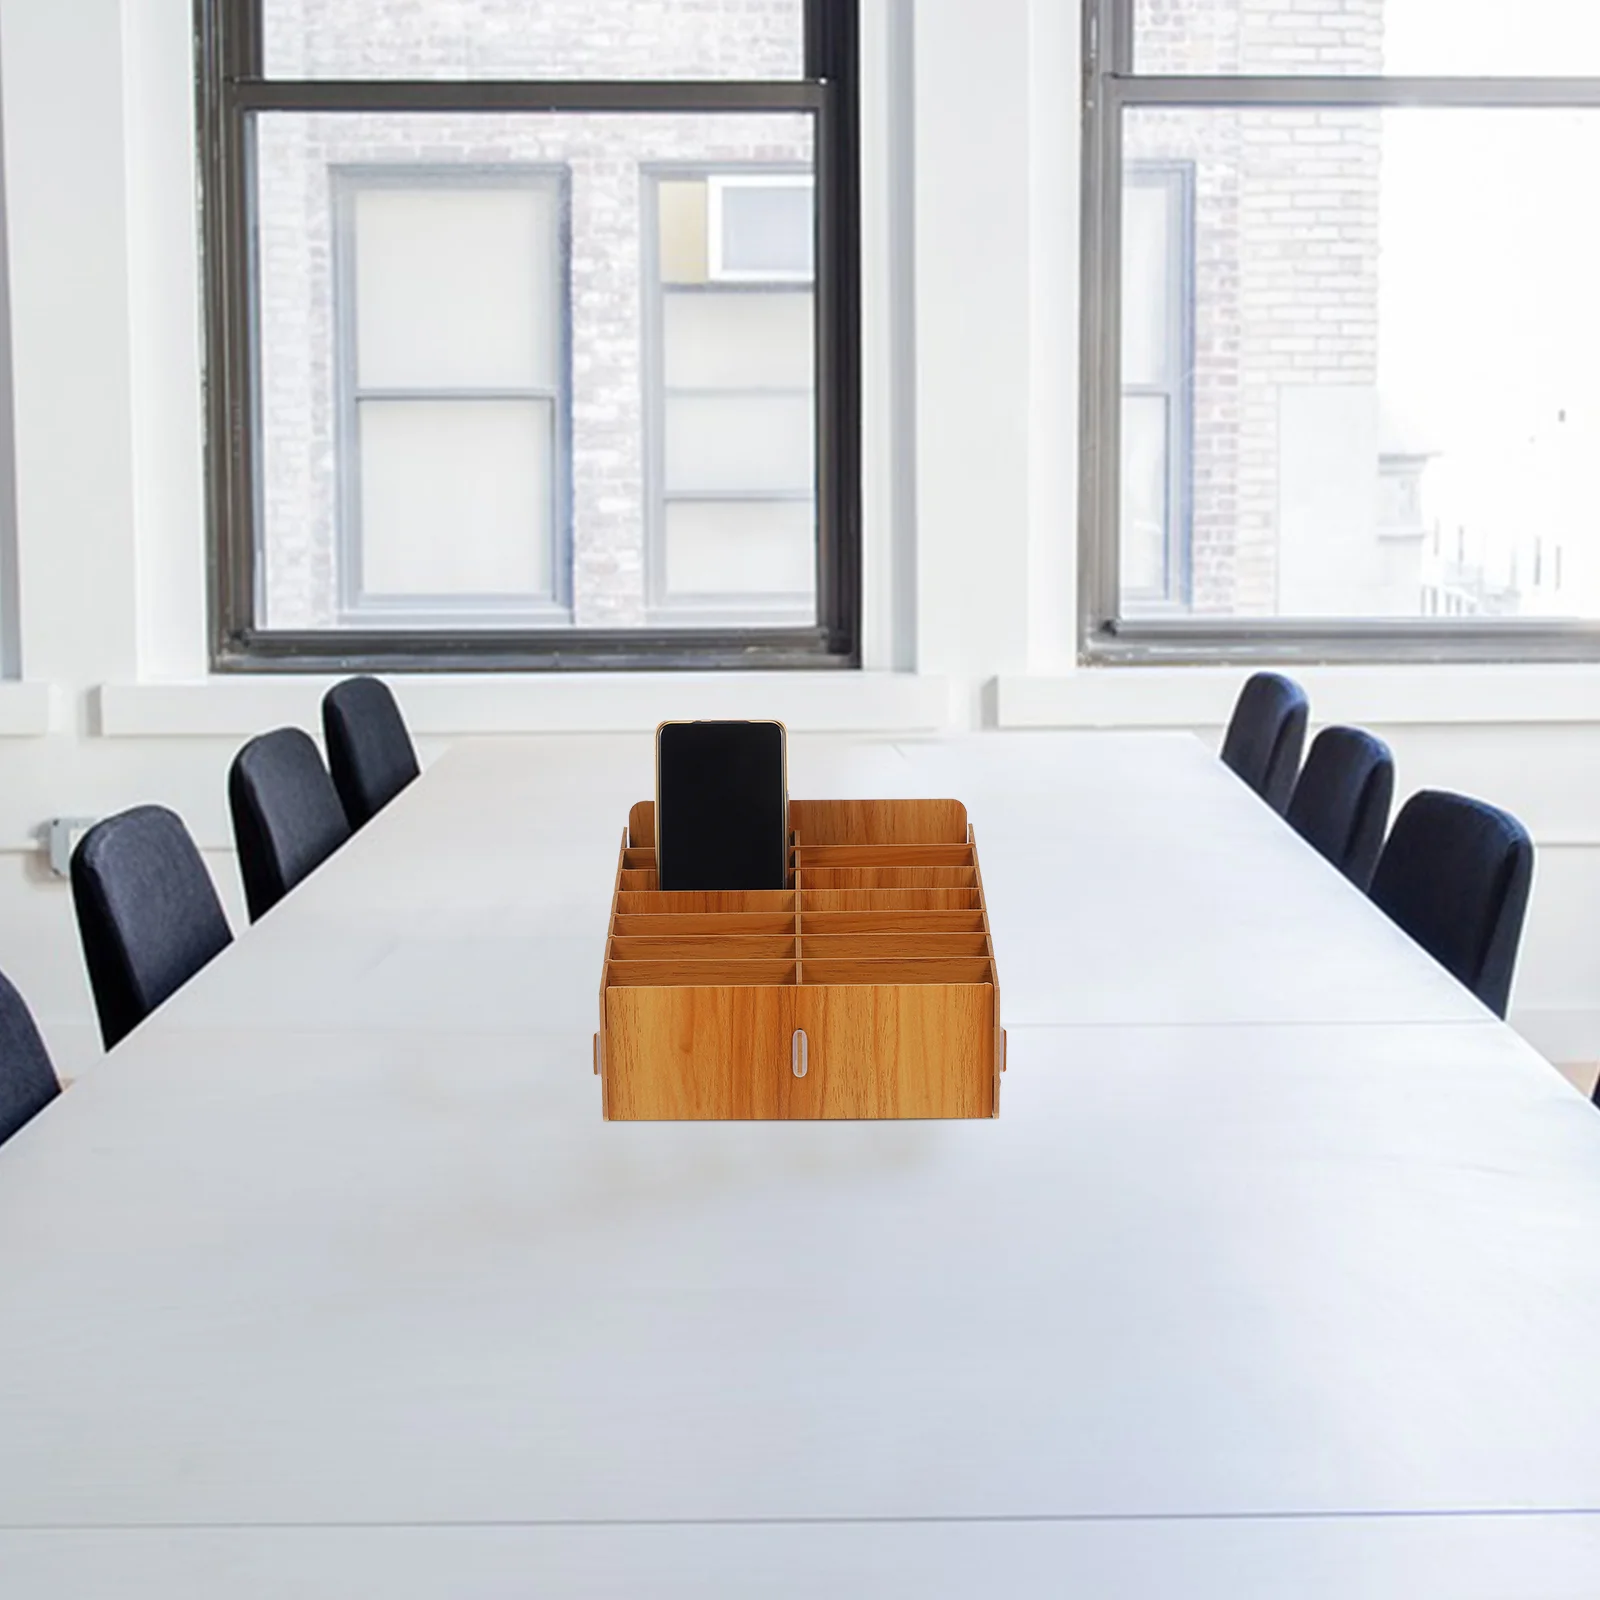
[196,0,860,673]
[1080,0,1600,665]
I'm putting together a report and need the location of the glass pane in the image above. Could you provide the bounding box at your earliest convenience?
[357,399,553,603]
[1119,105,1600,621]
[1134,0,1600,77]
[663,500,816,598]
[264,0,804,80]
[1122,173,1176,389]
[663,292,814,389]
[252,110,815,631]
[353,183,559,390]
[714,180,814,278]
[664,394,814,494]
[1121,394,1170,599]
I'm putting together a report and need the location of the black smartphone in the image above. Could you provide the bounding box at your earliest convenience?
[655,720,788,891]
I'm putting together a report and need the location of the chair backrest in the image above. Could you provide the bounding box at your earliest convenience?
[1369,789,1534,1019]
[229,727,352,923]
[1220,671,1310,813]
[0,967,58,1147]
[321,676,420,830]
[1286,726,1395,891]
[71,805,234,1050]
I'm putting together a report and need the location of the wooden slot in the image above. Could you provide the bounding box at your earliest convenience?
[800,958,994,986]
[799,889,981,913]
[617,890,796,916]
[790,798,969,846]
[612,912,797,937]
[605,959,797,988]
[602,799,1001,1122]
[798,867,977,890]
[799,932,990,960]
[793,844,975,868]
[797,909,988,935]
[628,797,968,850]
[610,935,796,962]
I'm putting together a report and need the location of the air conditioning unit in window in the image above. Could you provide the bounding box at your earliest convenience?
[707,174,815,284]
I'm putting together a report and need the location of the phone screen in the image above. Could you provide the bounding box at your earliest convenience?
[656,721,788,891]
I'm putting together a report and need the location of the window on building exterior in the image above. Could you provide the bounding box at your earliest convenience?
[1120,163,1193,608]
[1082,0,1600,661]
[648,170,817,622]
[198,1,859,671]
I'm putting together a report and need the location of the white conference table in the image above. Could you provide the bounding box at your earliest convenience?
[2,732,1598,1596]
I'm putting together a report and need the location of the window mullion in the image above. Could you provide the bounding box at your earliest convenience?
[228,78,828,113]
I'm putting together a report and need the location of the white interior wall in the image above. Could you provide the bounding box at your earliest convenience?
[0,0,1593,1084]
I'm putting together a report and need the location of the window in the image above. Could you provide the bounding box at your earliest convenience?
[198,1,859,671]
[335,171,567,624]
[1120,164,1193,608]
[1082,0,1600,661]
[647,168,817,622]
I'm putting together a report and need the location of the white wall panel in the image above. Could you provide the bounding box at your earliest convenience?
[0,0,1592,1086]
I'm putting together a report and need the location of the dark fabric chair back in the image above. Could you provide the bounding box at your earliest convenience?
[0,968,58,1147]
[1220,671,1310,813]
[1369,789,1534,1019]
[229,728,352,923]
[322,676,420,830]
[1286,726,1395,890]
[71,805,234,1050]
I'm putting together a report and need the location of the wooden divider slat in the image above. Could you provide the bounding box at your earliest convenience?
[797,909,988,935]
[799,958,995,986]
[799,867,977,890]
[612,912,797,937]
[611,935,796,962]
[799,889,981,912]
[790,798,968,845]
[605,959,797,987]
[792,844,975,868]
[628,798,968,849]
[799,932,990,960]
[617,890,796,915]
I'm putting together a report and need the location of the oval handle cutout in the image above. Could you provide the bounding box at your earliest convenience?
[792,1029,808,1078]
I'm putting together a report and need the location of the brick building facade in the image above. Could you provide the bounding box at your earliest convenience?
[1128,0,1386,617]
[257,0,809,632]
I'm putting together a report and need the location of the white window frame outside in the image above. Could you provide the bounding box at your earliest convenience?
[644,163,819,626]
[331,165,572,628]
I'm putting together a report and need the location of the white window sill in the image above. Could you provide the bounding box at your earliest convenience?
[996,665,1600,729]
[0,682,56,736]
[94,673,951,738]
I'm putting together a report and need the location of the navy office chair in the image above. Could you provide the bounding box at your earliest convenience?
[1220,672,1310,813]
[229,728,352,923]
[1369,790,1533,1020]
[322,677,419,831]
[0,967,59,1147]
[71,806,234,1050]
[1286,726,1394,891]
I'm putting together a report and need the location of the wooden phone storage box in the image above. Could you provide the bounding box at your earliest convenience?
[594,799,1004,1120]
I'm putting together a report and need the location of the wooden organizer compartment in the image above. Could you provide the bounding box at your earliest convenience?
[594,799,1004,1120]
